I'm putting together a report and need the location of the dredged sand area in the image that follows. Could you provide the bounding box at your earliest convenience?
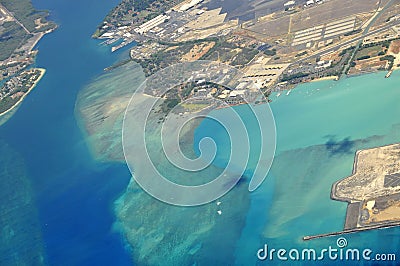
[333,144,400,228]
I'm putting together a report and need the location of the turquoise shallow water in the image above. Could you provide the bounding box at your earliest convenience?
[271,71,400,154]
[195,70,400,265]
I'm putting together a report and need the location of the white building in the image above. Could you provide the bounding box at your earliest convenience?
[306,0,314,6]
[179,0,204,11]
[284,1,296,7]
[134,14,170,34]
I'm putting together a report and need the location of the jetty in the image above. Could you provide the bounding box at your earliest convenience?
[385,69,393,78]
[304,221,400,241]
[304,144,400,241]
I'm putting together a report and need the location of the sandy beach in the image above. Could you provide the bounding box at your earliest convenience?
[0,68,46,118]
[310,75,339,82]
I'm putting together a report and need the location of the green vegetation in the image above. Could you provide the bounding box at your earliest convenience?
[133,42,194,76]
[350,40,400,71]
[380,55,395,69]
[386,15,395,22]
[281,72,309,82]
[203,40,236,61]
[231,47,258,66]
[382,41,390,49]
[180,103,209,112]
[343,29,362,36]
[355,44,384,60]
[200,39,259,67]
[0,0,55,33]
[339,46,355,56]
[94,0,184,37]
[160,98,180,113]
[158,37,218,47]
[295,51,308,57]
[0,70,40,113]
[0,0,55,62]
[134,37,260,76]
[263,48,276,56]
[0,96,19,114]
[0,21,30,61]
[362,38,400,50]
[356,55,371,60]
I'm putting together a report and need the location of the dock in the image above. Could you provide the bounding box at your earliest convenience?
[99,38,120,46]
[385,69,393,78]
[303,221,400,241]
[111,38,135,52]
[305,144,400,241]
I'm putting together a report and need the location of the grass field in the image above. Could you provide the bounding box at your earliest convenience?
[181,103,209,112]
[355,45,384,59]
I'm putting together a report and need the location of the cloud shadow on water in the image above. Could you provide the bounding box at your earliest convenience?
[324,136,355,156]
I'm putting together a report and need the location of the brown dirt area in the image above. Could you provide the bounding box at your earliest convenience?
[370,201,400,223]
[389,40,400,54]
[181,42,216,62]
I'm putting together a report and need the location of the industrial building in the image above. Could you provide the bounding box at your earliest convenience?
[134,14,171,34]
[179,0,204,12]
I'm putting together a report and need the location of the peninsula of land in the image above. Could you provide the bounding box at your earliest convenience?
[0,0,56,120]
[0,68,45,116]
[304,143,400,240]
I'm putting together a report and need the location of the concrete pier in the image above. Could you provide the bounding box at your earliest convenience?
[304,221,400,241]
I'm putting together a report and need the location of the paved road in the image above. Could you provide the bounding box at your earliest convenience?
[295,20,400,64]
[295,0,399,64]
[340,0,397,75]
[0,3,30,34]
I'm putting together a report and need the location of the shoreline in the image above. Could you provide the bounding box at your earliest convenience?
[311,143,400,241]
[277,68,399,96]
[0,68,46,118]
[309,75,339,82]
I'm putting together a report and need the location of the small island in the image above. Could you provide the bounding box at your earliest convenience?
[0,0,56,121]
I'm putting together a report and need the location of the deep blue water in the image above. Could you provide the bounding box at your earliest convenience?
[0,0,135,264]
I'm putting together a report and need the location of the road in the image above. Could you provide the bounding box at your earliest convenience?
[0,3,30,34]
[295,0,399,65]
[295,20,400,64]
[340,0,397,75]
